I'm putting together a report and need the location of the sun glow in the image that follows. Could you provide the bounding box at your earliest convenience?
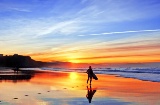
[69,72,78,80]
[69,59,81,63]
[67,54,82,63]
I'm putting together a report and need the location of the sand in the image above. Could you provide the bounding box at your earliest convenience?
[0,69,160,105]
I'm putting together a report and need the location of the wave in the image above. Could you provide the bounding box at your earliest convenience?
[40,67,160,82]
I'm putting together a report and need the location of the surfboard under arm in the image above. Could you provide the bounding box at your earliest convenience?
[92,73,98,80]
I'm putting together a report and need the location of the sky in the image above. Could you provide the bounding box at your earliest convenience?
[0,0,160,63]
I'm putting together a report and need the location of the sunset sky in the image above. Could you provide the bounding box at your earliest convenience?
[0,0,160,63]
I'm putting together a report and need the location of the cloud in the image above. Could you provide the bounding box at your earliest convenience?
[106,39,159,46]
[10,7,31,12]
[93,43,160,52]
[78,29,160,36]
[35,20,82,37]
[0,1,32,13]
[74,0,160,24]
[0,18,82,39]
[102,29,160,35]
[25,52,50,56]
[25,39,160,59]
[76,53,160,60]
[1,0,160,39]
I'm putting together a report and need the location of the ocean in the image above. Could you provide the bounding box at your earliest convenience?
[20,67,160,82]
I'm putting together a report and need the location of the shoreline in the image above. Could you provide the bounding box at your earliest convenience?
[1,68,160,83]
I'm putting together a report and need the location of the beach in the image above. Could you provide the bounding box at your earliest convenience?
[0,69,160,105]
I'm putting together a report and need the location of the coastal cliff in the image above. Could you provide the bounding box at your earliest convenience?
[0,54,44,68]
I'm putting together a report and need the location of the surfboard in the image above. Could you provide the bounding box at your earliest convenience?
[92,73,98,80]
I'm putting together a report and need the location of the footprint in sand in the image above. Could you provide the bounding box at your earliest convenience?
[47,91,50,92]
[13,98,18,99]
[25,95,29,96]
[38,93,41,94]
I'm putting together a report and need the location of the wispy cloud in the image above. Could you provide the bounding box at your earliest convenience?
[93,43,160,52]
[102,29,160,35]
[75,0,160,23]
[35,19,83,37]
[78,29,160,36]
[77,54,160,60]
[0,1,32,13]
[10,7,31,12]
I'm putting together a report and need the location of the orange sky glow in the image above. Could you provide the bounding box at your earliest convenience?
[25,41,160,63]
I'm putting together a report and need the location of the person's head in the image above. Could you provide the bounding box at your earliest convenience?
[89,66,92,69]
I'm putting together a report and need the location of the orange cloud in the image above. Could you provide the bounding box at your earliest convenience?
[24,42,160,63]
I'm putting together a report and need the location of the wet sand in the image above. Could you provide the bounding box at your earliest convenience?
[0,70,160,105]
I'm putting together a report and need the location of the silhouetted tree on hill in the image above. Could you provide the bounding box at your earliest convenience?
[0,54,45,68]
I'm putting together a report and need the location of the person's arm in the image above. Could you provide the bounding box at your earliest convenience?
[86,69,88,73]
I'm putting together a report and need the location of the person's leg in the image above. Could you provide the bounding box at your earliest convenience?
[90,77,92,84]
[87,75,89,83]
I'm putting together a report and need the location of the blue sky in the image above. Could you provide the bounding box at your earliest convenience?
[0,0,160,63]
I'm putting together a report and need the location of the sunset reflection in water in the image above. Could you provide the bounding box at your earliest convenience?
[0,71,160,105]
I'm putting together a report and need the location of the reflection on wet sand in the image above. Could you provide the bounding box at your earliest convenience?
[0,74,33,81]
[0,70,160,105]
[0,70,35,82]
[86,85,97,103]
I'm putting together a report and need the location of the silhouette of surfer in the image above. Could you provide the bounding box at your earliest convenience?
[86,66,93,84]
[86,85,96,103]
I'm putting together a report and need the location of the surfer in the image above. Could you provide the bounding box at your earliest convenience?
[86,66,93,84]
